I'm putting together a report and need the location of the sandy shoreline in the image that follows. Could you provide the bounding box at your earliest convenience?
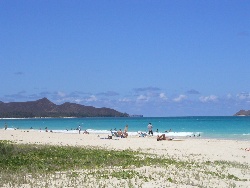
[1,129,250,187]
[1,129,249,163]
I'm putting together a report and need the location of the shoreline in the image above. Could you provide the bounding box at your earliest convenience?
[1,127,249,141]
[1,129,249,163]
[1,116,250,142]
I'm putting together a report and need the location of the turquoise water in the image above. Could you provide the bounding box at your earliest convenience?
[1,116,250,140]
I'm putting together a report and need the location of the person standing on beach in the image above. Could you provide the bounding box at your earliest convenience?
[147,123,153,136]
[78,125,81,134]
[4,123,8,130]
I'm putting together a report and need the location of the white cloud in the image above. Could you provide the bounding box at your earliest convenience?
[173,95,187,102]
[74,99,83,103]
[159,93,168,101]
[85,95,97,102]
[199,95,218,102]
[137,95,149,102]
[57,91,66,97]
[236,92,250,100]
[119,98,131,102]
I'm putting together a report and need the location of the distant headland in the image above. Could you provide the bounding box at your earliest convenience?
[0,98,129,118]
[129,115,143,117]
[234,110,250,116]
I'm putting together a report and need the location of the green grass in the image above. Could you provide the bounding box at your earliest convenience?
[0,140,191,174]
[0,140,249,187]
[0,140,142,172]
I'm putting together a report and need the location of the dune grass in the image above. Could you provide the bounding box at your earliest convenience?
[0,140,249,187]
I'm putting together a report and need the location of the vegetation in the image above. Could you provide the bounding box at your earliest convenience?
[0,140,249,187]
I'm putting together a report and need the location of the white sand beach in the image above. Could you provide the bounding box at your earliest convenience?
[1,129,250,188]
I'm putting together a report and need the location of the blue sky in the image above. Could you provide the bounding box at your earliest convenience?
[0,0,250,116]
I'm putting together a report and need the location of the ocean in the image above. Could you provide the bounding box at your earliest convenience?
[1,116,250,140]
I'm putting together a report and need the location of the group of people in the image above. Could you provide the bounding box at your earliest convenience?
[77,125,89,134]
[147,123,174,141]
[3,121,174,142]
[147,122,171,136]
[110,125,128,138]
[137,123,154,137]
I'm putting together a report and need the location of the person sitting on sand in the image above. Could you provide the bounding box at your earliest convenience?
[122,131,128,138]
[113,128,127,138]
[117,129,123,137]
[83,130,89,134]
[138,131,147,137]
[245,148,250,151]
[122,125,128,138]
[108,135,112,139]
[157,134,173,141]
[111,129,119,137]
[124,125,128,132]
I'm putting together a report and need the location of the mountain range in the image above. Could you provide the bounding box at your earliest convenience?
[0,98,129,118]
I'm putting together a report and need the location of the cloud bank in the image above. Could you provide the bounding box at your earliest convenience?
[1,87,250,116]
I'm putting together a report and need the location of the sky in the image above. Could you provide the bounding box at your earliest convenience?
[0,0,250,117]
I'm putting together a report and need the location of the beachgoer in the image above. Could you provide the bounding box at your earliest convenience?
[123,131,128,138]
[138,131,147,137]
[78,125,81,134]
[157,134,172,141]
[117,129,123,137]
[4,123,8,130]
[165,129,172,133]
[147,123,153,136]
[111,129,119,137]
[83,130,89,134]
[124,125,128,132]
[108,135,112,139]
[123,125,129,138]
